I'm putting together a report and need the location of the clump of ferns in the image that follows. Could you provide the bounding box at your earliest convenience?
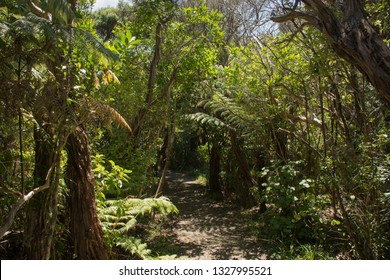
[98,197,178,259]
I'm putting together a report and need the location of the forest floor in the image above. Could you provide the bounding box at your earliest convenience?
[153,171,269,260]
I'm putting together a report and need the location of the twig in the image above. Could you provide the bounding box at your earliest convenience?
[278,127,322,157]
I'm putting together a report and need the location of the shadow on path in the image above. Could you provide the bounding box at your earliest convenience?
[161,172,268,260]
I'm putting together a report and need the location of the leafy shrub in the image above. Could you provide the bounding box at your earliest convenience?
[92,153,132,198]
[257,160,329,244]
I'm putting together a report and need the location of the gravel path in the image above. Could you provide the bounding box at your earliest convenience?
[162,172,268,260]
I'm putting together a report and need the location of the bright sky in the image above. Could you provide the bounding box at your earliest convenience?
[93,0,120,10]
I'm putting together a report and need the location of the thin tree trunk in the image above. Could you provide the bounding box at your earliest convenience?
[208,143,222,197]
[155,59,176,197]
[228,129,256,207]
[255,149,267,214]
[65,126,109,259]
[132,21,163,139]
[155,123,175,197]
[272,127,288,162]
[132,67,177,141]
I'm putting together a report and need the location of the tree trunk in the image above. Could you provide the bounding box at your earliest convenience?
[132,21,163,140]
[272,127,288,162]
[65,126,109,259]
[155,124,175,197]
[228,129,256,207]
[255,149,267,214]
[23,127,53,259]
[208,143,222,197]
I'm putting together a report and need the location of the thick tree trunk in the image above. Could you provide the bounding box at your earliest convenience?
[328,1,390,108]
[272,0,390,108]
[23,128,53,259]
[65,126,109,259]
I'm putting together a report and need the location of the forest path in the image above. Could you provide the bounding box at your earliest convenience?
[159,172,268,260]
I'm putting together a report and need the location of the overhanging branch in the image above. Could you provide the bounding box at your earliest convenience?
[271,9,320,28]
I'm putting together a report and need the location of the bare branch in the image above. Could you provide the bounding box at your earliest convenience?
[152,66,179,107]
[284,112,324,128]
[27,0,52,21]
[271,9,320,28]
[276,21,312,45]
[278,128,323,157]
[0,165,54,239]
[0,188,22,197]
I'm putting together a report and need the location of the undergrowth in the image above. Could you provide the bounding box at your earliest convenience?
[98,197,178,259]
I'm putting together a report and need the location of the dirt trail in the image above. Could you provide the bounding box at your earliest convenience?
[162,172,268,260]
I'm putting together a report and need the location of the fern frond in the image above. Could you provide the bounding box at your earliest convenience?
[193,93,259,135]
[75,28,119,62]
[0,22,9,34]
[196,99,209,108]
[187,112,227,129]
[81,97,132,132]
[122,218,138,232]
[98,197,178,232]
[26,12,69,42]
[97,197,177,259]
[125,197,179,216]
[116,236,151,259]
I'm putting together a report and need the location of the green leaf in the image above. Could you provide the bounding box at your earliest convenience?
[331,220,341,226]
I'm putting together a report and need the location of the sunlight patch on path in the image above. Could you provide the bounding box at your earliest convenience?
[162,172,268,260]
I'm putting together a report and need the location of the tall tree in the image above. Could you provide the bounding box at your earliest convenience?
[66,126,109,259]
[63,0,112,259]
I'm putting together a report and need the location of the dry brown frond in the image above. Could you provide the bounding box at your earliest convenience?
[82,97,132,133]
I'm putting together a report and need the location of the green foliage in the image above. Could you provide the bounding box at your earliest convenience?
[92,153,132,198]
[98,196,178,259]
[257,160,325,243]
[92,7,118,41]
[317,128,390,259]
[366,0,390,42]
[262,160,309,212]
[270,243,333,260]
[188,112,227,129]
[110,27,141,59]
